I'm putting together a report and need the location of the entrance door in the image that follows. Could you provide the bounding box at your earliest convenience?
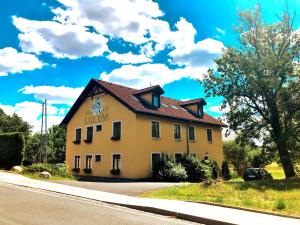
[151,153,160,175]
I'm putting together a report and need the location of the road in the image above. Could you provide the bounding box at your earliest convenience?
[0,183,196,225]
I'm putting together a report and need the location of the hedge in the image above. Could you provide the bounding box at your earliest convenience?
[0,132,25,169]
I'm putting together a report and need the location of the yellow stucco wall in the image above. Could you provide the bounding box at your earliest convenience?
[66,93,223,178]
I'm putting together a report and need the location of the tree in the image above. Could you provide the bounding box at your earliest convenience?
[223,141,247,175]
[203,6,300,178]
[23,133,41,165]
[0,109,31,138]
[47,125,66,163]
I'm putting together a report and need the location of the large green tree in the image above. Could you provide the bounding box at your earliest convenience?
[203,6,300,178]
[0,109,31,137]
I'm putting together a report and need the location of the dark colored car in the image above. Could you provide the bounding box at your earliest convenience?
[243,168,273,181]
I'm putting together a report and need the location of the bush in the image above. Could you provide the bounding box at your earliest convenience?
[179,154,212,182]
[0,132,25,169]
[230,170,238,179]
[24,163,71,178]
[275,199,286,210]
[221,160,231,180]
[157,153,187,182]
[202,159,220,179]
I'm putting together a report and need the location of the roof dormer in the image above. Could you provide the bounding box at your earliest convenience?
[133,85,164,109]
[179,98,207,118]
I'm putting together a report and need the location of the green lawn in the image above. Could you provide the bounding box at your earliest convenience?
[142,166,300,217]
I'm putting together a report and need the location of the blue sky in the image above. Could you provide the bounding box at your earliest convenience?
[0,0,299,132]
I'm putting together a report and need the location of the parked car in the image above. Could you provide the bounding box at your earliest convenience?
[243,168,273,181]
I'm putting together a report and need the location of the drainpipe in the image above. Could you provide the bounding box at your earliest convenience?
[186,122,190,155]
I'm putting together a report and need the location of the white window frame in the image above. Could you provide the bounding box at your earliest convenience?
[150,152,161,171]
[74,127,82,141]
[85,154,93,169]
[173,123,182,140]
[74,155,81,169]
[95,123,103,132]
[188,125,196,141]
[112,121,122,139]
[151,120,161,139]
[111,153,122,170]
[206,128,213,143]
[85,125,94,140]
[94,154,102,163]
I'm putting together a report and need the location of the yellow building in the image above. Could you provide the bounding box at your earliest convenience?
[61,79,227,178]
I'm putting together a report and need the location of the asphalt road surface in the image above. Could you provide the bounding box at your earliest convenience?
[0,183,197,225]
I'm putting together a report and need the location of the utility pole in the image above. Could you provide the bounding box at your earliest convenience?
[44,99,48,163]
[39,102,44,163]
[39,99,48,163]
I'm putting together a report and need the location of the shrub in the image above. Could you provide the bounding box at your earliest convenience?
[0,132,25,169]
[202,159,220,179]
[24,163,71,178]
[230,170,238,179]
[179,154,212,182]
[157,153,187,182]
[275,199,286,210]
[221,160,231,180]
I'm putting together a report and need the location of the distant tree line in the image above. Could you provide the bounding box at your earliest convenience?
[0,108,66,168]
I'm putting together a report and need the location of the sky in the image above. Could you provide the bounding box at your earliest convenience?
[0,0,299,133]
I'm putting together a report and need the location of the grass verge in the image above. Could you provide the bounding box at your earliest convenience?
[142,167,300,217]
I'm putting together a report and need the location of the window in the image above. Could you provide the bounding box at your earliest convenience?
[175,153,182,162]
[112,121,121,140]
[96,124,102,132]
[188,126,195,140]
[174,124,181,140]
[85,126,93,143]
[84,155,92,173]
[74,128,81,144]
[112,154,121,171]
[151,121,160,138]
[152,95,160,108]
[207,128,213,142]
[151,153,160,175]
[73,156,80,172]
[198,105,204,117]
[95,154,101,162]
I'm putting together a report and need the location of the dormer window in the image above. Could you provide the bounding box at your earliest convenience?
[152,95,160,108]
[198,105,204,117]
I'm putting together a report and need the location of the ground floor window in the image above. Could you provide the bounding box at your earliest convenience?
[84,155,92,173]
[95,154,101,162]
[175,153,182,162]
[151,153,160,175]
[111,154,121,175]
[73,156,80,172]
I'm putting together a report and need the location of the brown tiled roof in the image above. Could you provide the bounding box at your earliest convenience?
[179,98,206,106]
[133,85,164,95]
[94,79,226,127]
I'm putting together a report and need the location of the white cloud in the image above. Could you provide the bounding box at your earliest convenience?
[0,101,65,132]
[12,16,108,59]
[107,51,152,64]
[100,63,208,89]
[19,85,84,105]
[169,38,225,67]
[0,47,43,76]
[53,0,163,45]
[216,27,226,35]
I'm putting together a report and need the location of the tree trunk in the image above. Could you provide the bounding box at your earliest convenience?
[276,140,296,178]
[269,100,295,178]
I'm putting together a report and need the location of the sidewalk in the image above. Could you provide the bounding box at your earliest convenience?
[0,171,299,225]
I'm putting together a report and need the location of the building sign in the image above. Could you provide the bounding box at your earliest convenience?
[85,98,109,125]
